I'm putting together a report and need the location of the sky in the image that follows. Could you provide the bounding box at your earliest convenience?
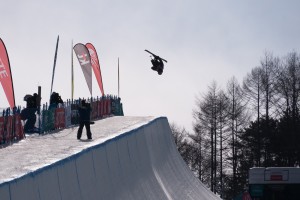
[1,0,300,133]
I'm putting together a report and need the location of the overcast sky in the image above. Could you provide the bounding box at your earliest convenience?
[1,0,300,132]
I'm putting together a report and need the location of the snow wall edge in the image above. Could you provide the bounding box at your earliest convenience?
[0,116,220,200]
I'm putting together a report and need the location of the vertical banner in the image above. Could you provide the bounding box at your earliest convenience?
[73,43,93,96]
[50,35,59,100]
[54,108,65,129]
[85,43,104,96]
[0,38,15,108]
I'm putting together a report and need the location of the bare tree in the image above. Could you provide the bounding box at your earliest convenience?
[276,52,300,118]
[193,81,219,192]
[193,81,230,195]
[226,76,249,197]
[275,52,300,165]
[243,66,263,166]
[260,52,280,122]
[170,123,191,164]
[216,89,230,198]
[190,123,206,182]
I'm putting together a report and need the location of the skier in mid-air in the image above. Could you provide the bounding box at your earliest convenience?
[145,50,167,75]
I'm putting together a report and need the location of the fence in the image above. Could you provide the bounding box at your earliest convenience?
[0,95,123,145]
[40,95,124,134]
[0,107,25,145]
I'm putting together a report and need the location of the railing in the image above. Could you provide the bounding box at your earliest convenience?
[40,95,124,134]
[0,95,124,145]
[0,107,25,145]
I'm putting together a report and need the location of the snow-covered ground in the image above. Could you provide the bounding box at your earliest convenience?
[0,116,220,200]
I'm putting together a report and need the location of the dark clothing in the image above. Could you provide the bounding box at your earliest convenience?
[49,92,63,110]
[22,92,40,133]
[21,107,37,133]
[78,104,91,123]
[50,92,63,105]
[77,121,92,139]
[77,102,92,139]
[151,57,164,75]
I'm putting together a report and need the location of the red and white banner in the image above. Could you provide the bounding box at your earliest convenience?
[5,116,13,141]
[91,101,98,120]
[73,43,93,95]
[14,114,24,140]
[86,43,105,96]
[0,38,15,108]
[55,108,65,129]
[0,117,4,142]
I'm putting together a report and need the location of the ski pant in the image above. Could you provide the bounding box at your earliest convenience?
[23,108,36,132]
[77,121,92,139]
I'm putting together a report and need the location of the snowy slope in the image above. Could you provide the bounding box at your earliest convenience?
[0,116,220,200]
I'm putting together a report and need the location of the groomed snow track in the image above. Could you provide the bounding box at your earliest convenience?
[0,116,220,200]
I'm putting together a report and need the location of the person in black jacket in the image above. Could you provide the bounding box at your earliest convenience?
[151,56,164,75]
[77,99,92,140]
[49,92,64,110]
[145,50,167,75]
[21,93,39,133]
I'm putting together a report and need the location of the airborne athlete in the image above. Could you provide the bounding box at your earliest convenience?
[145,50,167,75]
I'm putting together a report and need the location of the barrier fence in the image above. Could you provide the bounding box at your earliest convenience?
[41,95,124,133]
[0,95,123,145]
[0,107,25,145]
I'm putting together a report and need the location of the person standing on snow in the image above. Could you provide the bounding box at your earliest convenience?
[77,99,92,140]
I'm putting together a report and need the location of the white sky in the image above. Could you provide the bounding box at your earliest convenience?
[1,0,300,132]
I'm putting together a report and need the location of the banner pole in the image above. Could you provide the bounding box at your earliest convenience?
[38,86,41,134]
[50,35,59,103]
[118,57,120,98]
[71,40,74,102]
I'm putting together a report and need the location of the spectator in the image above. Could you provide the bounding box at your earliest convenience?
[21,93,39,133]
[77,99,92,140]
[49,92,63,110]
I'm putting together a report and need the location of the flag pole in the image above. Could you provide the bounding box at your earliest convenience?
[71,40,74,102]
[50,35,59,103]
[118,57,120,97]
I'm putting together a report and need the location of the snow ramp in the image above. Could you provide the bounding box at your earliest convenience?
[0,116,220,200]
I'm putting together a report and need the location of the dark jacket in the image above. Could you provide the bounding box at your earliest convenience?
[78,103,91,122]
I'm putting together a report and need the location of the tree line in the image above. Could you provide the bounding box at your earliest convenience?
[171,51,300,200]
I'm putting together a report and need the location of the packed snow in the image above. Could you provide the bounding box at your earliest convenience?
[0,116,220,200]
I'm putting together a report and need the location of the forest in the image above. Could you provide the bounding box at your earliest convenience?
[171,51,300,200]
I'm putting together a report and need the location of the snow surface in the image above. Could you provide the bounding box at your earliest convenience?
[0,116,220,200]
